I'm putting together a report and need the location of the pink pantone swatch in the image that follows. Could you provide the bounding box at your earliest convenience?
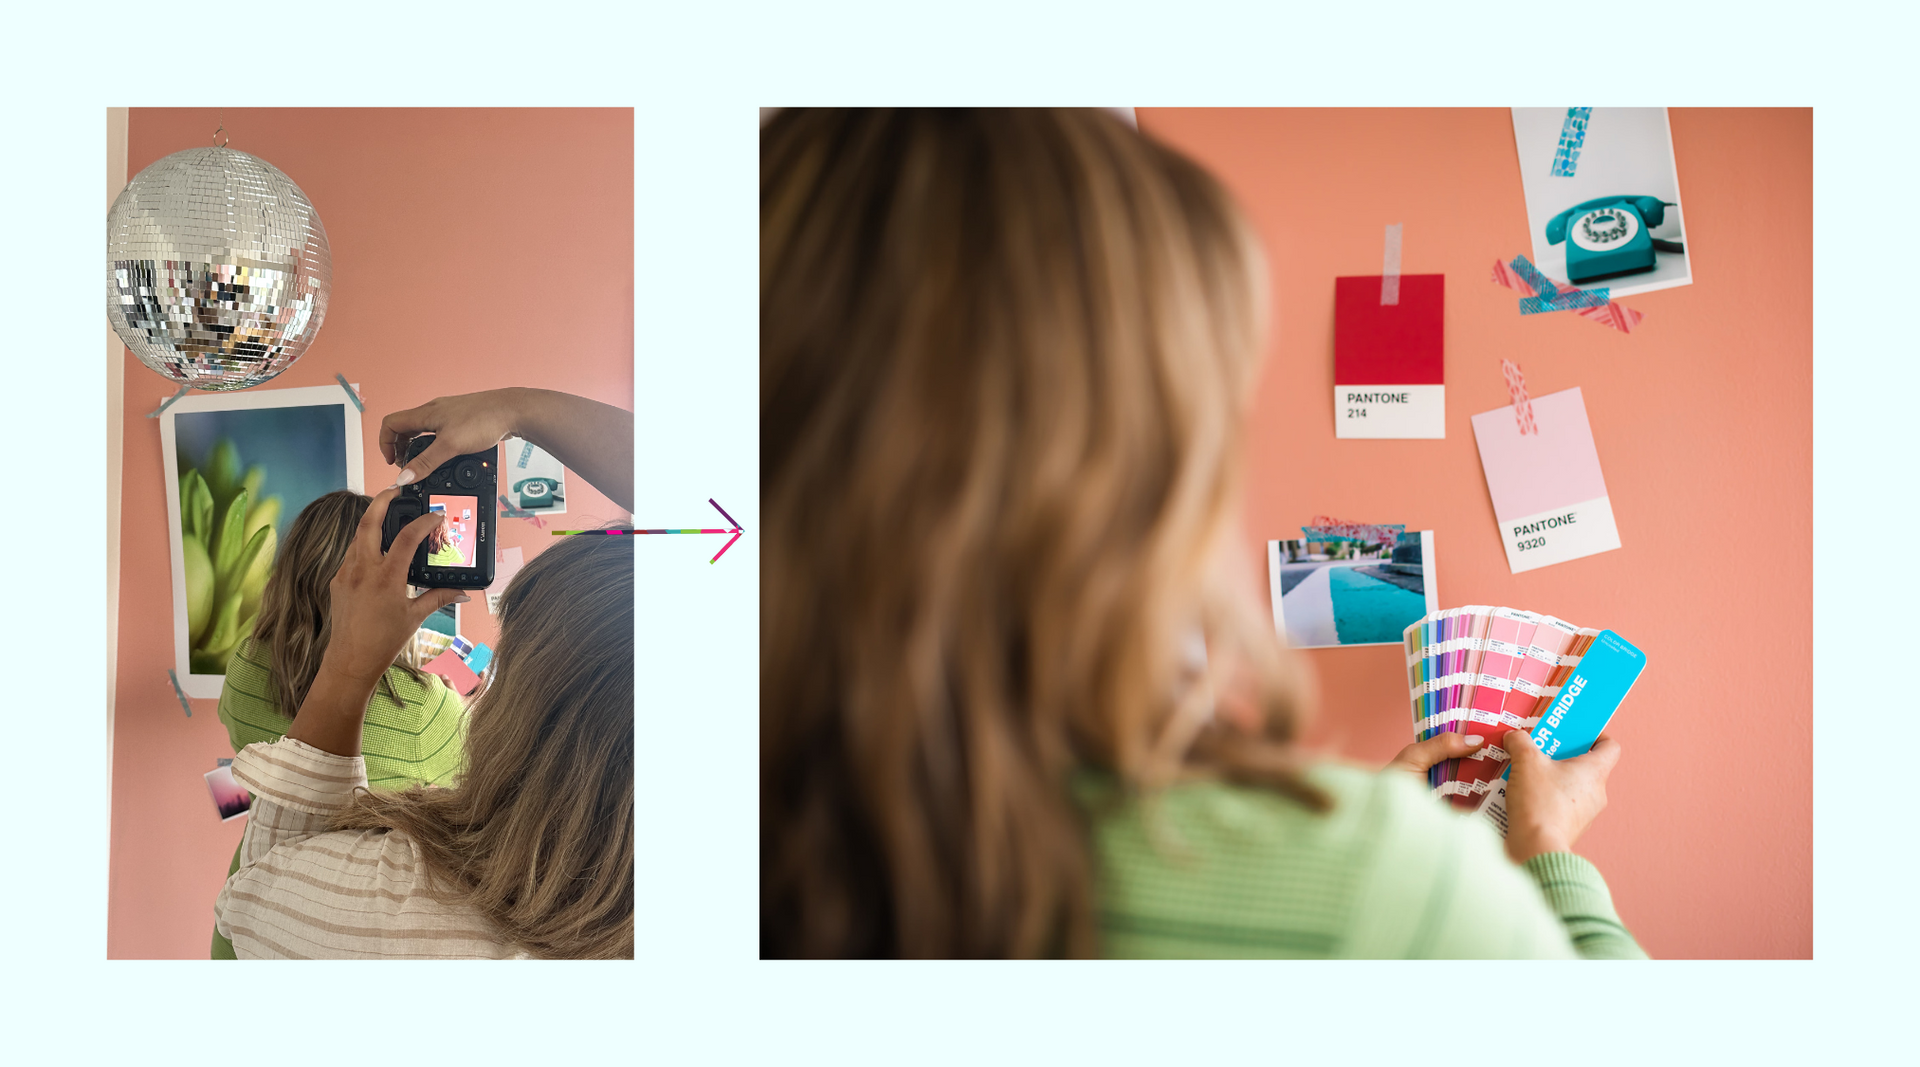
[1469,387,1611,520]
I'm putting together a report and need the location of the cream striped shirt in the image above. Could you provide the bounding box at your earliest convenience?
[216,736,529,959]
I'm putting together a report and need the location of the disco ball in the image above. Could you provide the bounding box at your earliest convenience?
[107,146,331,391]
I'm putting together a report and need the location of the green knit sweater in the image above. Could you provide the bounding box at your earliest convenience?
[210,636,468,959]
[1083,761,1645,959]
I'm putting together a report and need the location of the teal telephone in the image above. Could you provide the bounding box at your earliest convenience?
[1544,195,1683,283]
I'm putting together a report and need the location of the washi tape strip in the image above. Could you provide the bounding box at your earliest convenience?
[1576,302,1645,332]
[497,493,546,527]
[1549,108,1593,177]
[1303,516,1404,549]
[1508,255,1584,304]
[166,669,192,717]
[1489,258,1529,292]
[1490,257,1646,333]
[333,374,363,412]
[1519,289,1611,314]
[146,384,190,419]
[1501,359,1537,435]
[1381,223,1403,306]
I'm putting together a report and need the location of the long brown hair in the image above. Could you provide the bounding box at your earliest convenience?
[331,529,635,959]
[251,490,427,715]
[761,109,1325,959]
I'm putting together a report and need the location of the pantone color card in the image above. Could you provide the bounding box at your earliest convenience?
[1470,387,1620,573]
[1528,629,1645,759]
[1333,274,1444,438]
[1478,629,1646,836]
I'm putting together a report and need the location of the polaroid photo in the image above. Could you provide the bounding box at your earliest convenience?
[502,436,568,515]
[205,764,251,822]
[1267,530,1438,649]
[1510,108,1691,299]
[160,384,364,698]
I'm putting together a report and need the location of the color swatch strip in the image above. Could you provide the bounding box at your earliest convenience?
[1402,606,1604,810]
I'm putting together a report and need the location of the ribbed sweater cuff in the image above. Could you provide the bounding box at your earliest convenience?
[1522,851,1648,959]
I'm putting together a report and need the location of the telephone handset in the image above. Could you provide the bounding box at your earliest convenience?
[1544,195,1682,283]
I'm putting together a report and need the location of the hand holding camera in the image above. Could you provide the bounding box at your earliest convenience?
[379,431,498,590]
[380,387,635,513]
[339,488,470,674]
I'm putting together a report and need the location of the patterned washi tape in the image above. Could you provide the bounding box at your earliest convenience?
[1549,107,1593,177]
[1507,255,1567,300]
[1501,358,1537,435]
[1508,255,1612,313]
[1519,289,1612,314]
[1303,516,1404,549]
[1490,257,1645,333]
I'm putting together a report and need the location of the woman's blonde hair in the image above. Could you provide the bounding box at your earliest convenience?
[761,109,1323,959]
[332,530,635,959]
[251,490,428,715]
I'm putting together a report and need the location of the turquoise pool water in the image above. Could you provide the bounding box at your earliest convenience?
[1328,567,1426,645]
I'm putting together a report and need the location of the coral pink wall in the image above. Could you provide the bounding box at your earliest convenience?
[1136,109,1810,958]
[109,108,633,958]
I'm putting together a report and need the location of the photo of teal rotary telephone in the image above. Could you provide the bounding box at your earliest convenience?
[513,476,563,509]
[1544,195,1684,282]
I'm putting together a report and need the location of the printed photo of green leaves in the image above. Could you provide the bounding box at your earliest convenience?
[159,384,364,697]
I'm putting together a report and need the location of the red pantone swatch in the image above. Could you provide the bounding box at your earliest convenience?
[1334,274,1445,385]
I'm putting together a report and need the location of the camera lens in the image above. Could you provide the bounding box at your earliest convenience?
[455,460,480,488]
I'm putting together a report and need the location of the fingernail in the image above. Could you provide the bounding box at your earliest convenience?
[1465,735,1484,746]
[455,594,471,603]
[393,469,416,487]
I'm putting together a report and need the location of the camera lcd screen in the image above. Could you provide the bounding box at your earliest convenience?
[426,496,480,568]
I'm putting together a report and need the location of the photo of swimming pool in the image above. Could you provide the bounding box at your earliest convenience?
[1327,565,1427,644]
[1267,531,1439,648]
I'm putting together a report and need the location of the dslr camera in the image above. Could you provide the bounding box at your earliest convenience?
[381,433,497,590]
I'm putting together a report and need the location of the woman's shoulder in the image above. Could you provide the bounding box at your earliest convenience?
[1080,760,1535,958]
[222,824,517,959]
[372,661,456,709]
[360,666,466,784]
[1081,758,1470,862]
[217,637,288,744]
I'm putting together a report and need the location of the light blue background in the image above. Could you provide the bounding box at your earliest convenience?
[7,2,1910,1063]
